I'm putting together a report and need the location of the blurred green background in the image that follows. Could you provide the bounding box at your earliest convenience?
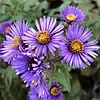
[0,0,100,100]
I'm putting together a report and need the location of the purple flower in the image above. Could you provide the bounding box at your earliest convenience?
[48,81,62,100]
[0,20,13,35]
[0,21,29,63]
[28,81,62,100]
[28,83,49,100]
[11,53,49,87]
[60,6,85,24]
[22,16,64,56]
[36,80,49,99]
[60,25,100,68]
[28,87,38,100]
[0,43,3,57]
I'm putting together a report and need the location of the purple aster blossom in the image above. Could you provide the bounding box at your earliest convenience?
[0,21,29,63]
[28,81,62,100]
[36,80,49,99]
[11,53,49,87]
[48,81,62,100]
[28,87,38,100]
[22,16,64,56]
[0,20,13,35]
[0,43,3,57]
[28,85,49,100]
[60,25,100,68]
[60,6,85,24]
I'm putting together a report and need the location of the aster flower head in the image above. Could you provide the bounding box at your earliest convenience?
[28,84,49,100]
[36,80,49,99]
[60,6,85,24]
[0,21,29,63]
[60,25,100,68]
[48,81,62,100]
[0,20,13,35]
[11,53,49,87]
[0,43,3,57]
[28,87,38,100]
[28,81,62,100]
[23,16,64,56]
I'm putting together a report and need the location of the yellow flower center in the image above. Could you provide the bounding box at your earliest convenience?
[5,26,10,33]
[11,36,22,49]
[37,31,50,44]
[66,14,76,21]
[70,39,83,53]
[50,87,59,96]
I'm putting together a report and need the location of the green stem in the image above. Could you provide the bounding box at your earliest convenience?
[47,51,55,82]
[47,56,63,63]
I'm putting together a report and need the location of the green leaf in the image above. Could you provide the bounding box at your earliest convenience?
[0,67,16,87]
[0,34,5,41]
[0,5,6,14]
[37,1,48,11]
[48,7,59,17]
[64,79,81,100]
[10,0,19,6]
[24,0,39,11]
[73,0,91,4]
[81,67,94,76]
[54,64,71,92]
[11,14,24,20]
[81,62,100,77]
[72,0,93,13]
[0,14,11,22]
[91,20,100,39]
[3,0,12,5]
[59,1,71,11]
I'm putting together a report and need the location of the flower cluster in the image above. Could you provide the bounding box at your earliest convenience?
[0,6,99,100]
